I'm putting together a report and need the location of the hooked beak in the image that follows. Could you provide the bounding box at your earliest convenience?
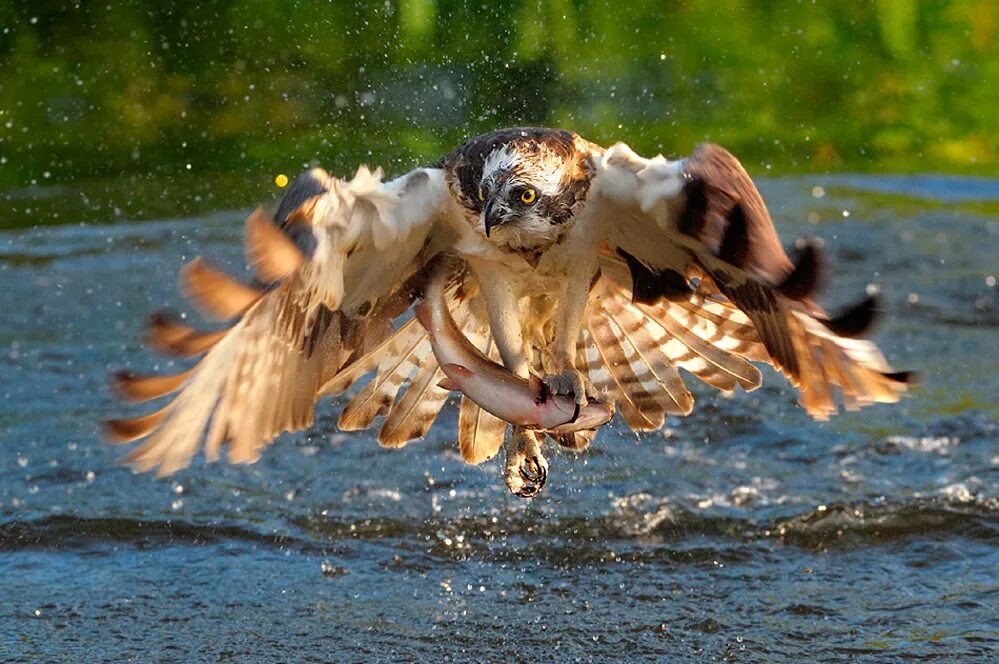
[483,199,505,238]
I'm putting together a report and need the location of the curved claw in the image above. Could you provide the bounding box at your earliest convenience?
[504,429,549,499]
[541,368,601,407]
[516,456,548,498]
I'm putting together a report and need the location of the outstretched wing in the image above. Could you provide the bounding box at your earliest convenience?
[583,141,914,420]
[106,165,463,475]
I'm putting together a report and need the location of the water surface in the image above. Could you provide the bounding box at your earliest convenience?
[1,175,997,661]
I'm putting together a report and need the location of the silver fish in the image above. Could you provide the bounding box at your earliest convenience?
[415,267,614,433]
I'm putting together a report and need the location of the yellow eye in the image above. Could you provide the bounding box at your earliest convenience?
[520,188,537,205]
[477,185,485,202]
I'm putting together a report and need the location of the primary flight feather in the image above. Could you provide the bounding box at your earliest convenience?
[106,127,914,496]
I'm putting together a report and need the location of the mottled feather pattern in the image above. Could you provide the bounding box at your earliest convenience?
[105,129,914,485]
[107,166,447,476]
[376,306,492,449]
[598,296,694,415]
[337,328,433,431]
[695,202,911,419]
[671,295,770,362]
[640,300,762,392]
[599,250,767,380]
[586,307,665,430]
[595,141,911,420]
[338,286,473,442]
[320,317,424,397]
[377,351,449,448]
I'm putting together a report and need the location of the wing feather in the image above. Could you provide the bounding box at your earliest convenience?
[110,367,195,403]
[319,317,423,397]
[599,294,694,415]
[589,140,913,420]
[639,299,762,392]
[244,207,308,282]
[586,310,663,430]
[338,331,431,432]
[377,355,448,448]
[107,165,453,475]
[145,311,229,357]
[179,257,266,321]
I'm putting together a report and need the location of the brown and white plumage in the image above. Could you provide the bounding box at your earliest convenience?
[106,127,914,491]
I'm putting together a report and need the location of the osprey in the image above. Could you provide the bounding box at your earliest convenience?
[107,128,913,497]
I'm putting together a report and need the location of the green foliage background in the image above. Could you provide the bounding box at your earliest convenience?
[1,0,996,226]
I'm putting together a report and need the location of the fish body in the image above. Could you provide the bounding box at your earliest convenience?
[415,266,614,433]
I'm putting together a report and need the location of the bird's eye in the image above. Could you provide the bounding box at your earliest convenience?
[520,188,537,205]
[477,185,485,202]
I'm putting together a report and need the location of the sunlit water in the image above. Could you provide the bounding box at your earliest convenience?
[1,176,997,661]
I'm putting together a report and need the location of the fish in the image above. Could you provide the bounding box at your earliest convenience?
[415,264,614,434]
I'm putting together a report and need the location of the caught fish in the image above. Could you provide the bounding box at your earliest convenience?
[415,265,614,434]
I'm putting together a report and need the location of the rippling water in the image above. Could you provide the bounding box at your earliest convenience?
[1,176,997,661]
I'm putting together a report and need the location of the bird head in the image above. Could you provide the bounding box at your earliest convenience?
[451,129,593,250]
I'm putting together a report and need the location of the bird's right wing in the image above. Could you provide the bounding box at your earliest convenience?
[106,165,461,476]
[583,141,914,420]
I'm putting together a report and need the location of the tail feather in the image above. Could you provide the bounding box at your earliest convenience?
[338,301,471,433]
[457,329,506,464]
[378,350,449,448]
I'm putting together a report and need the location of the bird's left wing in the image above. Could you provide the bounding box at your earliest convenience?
[582,141,913,420]
[106,165,462,475]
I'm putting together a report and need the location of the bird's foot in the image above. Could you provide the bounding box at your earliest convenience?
[504,429,548,498]
[541,368,601,407]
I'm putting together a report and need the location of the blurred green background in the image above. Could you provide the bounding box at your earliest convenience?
[1,0,996,228]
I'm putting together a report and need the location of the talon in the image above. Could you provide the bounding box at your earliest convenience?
[516,484,539,499]
[536,460,548,484]
[541,368,596,408]
[503,429,549,499]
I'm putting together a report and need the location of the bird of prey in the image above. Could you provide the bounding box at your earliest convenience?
[106,127,913,497]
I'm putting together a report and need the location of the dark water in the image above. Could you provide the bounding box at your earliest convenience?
[1,176,997,662]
